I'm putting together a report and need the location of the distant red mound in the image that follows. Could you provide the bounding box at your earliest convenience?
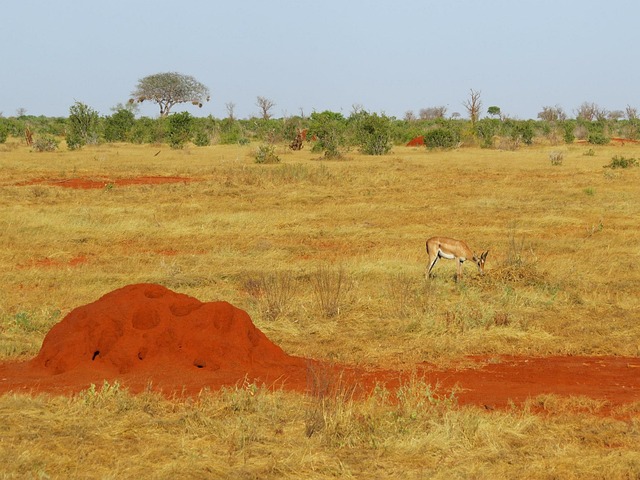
[1,284,639,415]
[406,136,425,146]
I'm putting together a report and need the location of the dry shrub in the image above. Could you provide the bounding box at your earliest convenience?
[482,226,546,286]
[385,272,416,318]
[32,135,59,152]
[309,264,354,318]
[242,271,298,321]
[505,228,536,268]
[488,262,547,285]
[548,150,564,166]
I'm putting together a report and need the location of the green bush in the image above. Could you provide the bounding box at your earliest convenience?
[218,118,246,145]
[104,109,135,142]
[308,111,347,159]
[66,102,100,150]
[518,121,535,145]
[476,118,500,148]
[350,111,392,155]
[588,132,610,145]
[192,117,215,146]
[129,117,167,144]
[502,120,535,147]
[604,155,638,169]
[561,121,576,144]
[254,144,280,164]
[167,112,193,148]
[423,126,460,149]
[193,128,211,146]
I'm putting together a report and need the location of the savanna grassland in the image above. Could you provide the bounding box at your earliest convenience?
[1,139,639,478]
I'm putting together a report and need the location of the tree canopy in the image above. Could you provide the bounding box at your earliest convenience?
[130,72,210,117]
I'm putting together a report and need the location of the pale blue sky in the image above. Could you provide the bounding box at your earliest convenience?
[1,0,638,119]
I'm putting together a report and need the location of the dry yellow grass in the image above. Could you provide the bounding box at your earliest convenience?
[1,382,639,479]
[1,139,639,477]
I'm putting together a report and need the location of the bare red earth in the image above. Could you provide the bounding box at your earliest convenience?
[1,284,638,415]
[18,176,192,189]
[17,255,89,269]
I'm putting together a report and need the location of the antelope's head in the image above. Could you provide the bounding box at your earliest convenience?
[473,251,489,275]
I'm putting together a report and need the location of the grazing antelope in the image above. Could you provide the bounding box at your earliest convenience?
[426,236,488,281]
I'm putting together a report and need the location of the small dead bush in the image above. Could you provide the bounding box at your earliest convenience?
[309,264,354,318]
[548,151,564,166]
[243,271,298,321]
[32,135,59,152]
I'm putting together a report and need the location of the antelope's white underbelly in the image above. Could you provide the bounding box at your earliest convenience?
[438,249,457,260]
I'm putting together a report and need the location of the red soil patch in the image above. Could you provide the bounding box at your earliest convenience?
[406,135,425,146]
[18,176,192,189]
[1,284,638,415]
[18,255,89,269]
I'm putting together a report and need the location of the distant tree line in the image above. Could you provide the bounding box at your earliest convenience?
[1,107,637,154]
[0,104,638,155]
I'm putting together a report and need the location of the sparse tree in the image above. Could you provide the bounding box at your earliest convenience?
[538,105,567,122]
[463,89,482,127]
[404,110,416,122]
[626,105,638,121]
[575,102,607,121]
[351,103,365,115]
[225,102,236,120]
[487,106,501,119]
[607,110,625,121]
[256,96,275,120]
[131,72,210,117]
[111,101,139,116]
[419,106,447,120]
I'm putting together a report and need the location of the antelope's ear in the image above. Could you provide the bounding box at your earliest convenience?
[482,251,489,260]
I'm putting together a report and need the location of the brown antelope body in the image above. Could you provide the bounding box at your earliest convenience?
[426,236,488,281]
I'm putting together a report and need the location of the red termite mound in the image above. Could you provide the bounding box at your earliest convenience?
[406,135,425,146]
[21,284,311,394]
[33,283,294,374]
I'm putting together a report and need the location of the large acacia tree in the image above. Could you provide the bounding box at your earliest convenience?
[130,72,210,117]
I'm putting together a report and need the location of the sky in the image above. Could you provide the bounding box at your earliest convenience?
[1,0,638,120]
